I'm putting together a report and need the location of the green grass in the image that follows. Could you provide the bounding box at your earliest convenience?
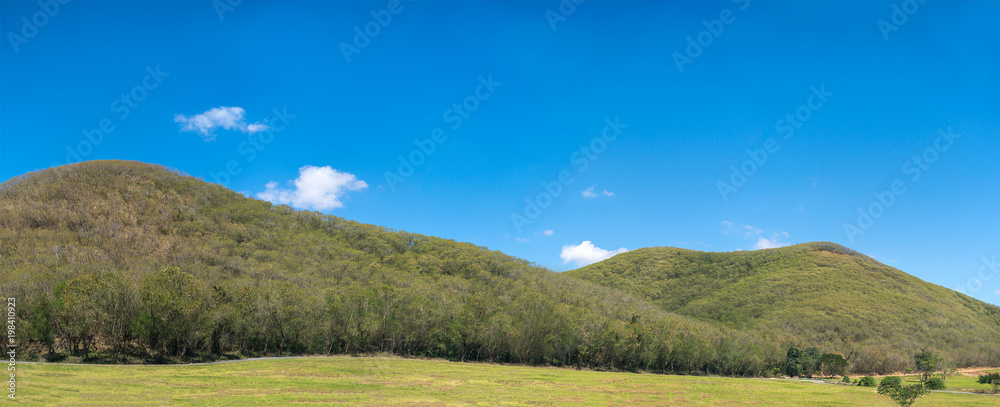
[11,357,1000,406]
[894,372,999,393]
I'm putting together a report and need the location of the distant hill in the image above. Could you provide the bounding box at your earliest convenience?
[2,161,997,375]
[1,160,762,374]
[565,243,1000,372]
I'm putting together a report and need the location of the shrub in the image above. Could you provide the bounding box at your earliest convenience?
[880,376,901,387]
[878,383,928,407]
[924,377,945,390]
[977,373,1000,393]
[842,376,851,383]
[858,376,877,387]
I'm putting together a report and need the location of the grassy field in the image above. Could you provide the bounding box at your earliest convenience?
[11,357,1000,406]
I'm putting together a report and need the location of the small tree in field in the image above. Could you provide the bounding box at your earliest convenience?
[939,361,957,382]
[913,349,941,383]
[979,373,1000,393]
[819,353,849,377]
[878,382,928,407]
[924,378,945,390]
[879,376,901,387]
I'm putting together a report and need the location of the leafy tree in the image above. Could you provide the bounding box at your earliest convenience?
[842,376,851,384]
[939,361,957,382]
[819,353,849,377]
[801,347,821,377]
[924,377,945,390]
[136,268,210,359]
[857,376,877,387]
[913,349,941,383]
[785,347,803,377]
[27,296,56,355]
[877,382,928,407]
[979,373,1000,393]
[879,376,901,387]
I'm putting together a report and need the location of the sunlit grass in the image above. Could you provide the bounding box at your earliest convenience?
[12,357,1000,406]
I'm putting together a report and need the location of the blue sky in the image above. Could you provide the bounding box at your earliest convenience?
[2,0,998,305]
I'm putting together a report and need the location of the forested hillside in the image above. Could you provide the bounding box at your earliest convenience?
[1,161,777,375]
[3,161,998,376]
[566,243,1000,373]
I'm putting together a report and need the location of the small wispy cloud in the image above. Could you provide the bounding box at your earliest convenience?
[542,229,554,236]
[753,237,785,250]
[257,165,367,210]
[582,187,614,199]
[721,220,790,250]
[515,236,530,243]
[175,106,268,141]
[560,241,628,267]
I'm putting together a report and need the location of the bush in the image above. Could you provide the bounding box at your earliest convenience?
[880,376,901,387]
[924,377,945,390]
[878,383,928,407]
[858,376,877,387]
[842,376,851,383]
[979,373,1000,393]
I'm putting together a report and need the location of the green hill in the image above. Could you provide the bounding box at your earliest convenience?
[3,161,997,376]
[0,160,771,375]
[565,243,1000,373]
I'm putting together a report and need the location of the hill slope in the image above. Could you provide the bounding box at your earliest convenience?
[565,243,1000,372]
[1,160,769,375]
[3,161,998,375]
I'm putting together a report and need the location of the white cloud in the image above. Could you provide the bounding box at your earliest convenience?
[994,289,1000,296]
[256,165,367,210]
[515,237,530,243]
[175,106,268,141]
[753,236,789,250]
[560,241,628,267]
[582,187,614,199]
[722,221,790,250]
[543,229,554,236]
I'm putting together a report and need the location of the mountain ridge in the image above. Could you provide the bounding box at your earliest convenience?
[2,160,998,375]
[566,241,1000,372]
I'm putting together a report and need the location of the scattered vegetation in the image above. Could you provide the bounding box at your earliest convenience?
[914,349,941,383]
[979,372,1000,393]
[3,160,999,397]
[0,161,775,374]
[567,244,1000,373]
[859,376,877,387]
[877,380,928,407]
[880,376,901,387]
[924,377,945,390]
[16,357,1000,406]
